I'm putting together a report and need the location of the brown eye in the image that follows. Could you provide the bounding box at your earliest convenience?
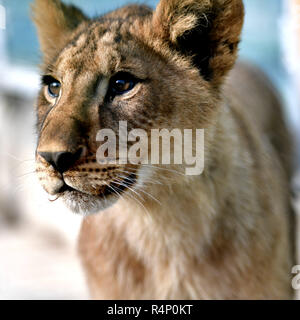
[109,72,138,97]
[113,79,132,93]
[48,81,61,98]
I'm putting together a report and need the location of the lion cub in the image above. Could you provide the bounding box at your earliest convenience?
[32,0,295,299]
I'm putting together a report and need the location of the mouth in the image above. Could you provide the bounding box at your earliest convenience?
[37,160,140,214]
[58,173,137,200]
[47,172,139,214]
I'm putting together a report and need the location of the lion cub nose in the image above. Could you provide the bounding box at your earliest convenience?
[39,149,83,173]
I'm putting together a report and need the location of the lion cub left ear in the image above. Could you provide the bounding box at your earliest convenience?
[32,0,88,62]
[152,0,244,88]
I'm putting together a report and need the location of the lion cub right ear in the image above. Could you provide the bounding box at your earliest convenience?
[152,0,244,88]
[31,0,88,62]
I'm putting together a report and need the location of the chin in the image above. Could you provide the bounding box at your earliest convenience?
[61,189,119,215]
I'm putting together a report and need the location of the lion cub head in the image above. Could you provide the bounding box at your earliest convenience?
[32,0,244,214]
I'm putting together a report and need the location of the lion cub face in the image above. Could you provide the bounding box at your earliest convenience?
[32,0,243,214]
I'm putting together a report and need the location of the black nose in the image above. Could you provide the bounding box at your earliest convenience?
[38,149,83,173]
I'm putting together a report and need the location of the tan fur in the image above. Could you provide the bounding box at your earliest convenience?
[32,0,295,299]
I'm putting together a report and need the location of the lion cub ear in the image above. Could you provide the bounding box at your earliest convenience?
[31,0,88,62]
[152,0,244,87]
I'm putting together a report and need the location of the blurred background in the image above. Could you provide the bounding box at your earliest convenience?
[0,0,299,299]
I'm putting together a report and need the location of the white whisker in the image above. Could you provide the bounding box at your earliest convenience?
[110,180,151,218]
[116,174,162,206]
